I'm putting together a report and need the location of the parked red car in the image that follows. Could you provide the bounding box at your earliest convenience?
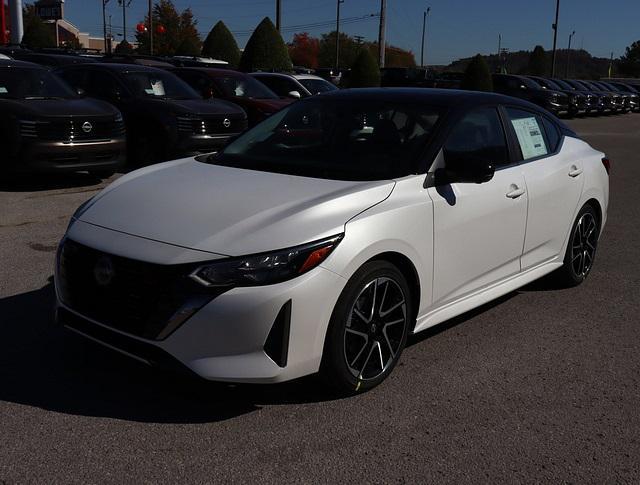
[170,67,293,127]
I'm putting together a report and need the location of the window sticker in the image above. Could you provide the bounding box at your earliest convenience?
[511,116,548,159]
[150,79,166,96]
[0,87,7,93]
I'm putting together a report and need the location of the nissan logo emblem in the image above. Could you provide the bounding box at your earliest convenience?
[94,256,115,287]
[82,121,93,133]
[223,118,231,128]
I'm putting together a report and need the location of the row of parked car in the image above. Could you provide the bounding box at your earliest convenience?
[0,48,338,177]
[492,74,639,118]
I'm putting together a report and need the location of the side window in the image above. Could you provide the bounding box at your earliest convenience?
[255,76,283,96]
[541,117,561,152]
[505,107,549,161]
[86,71,123,101]
[58,69,88,91]
[443,107,510,169]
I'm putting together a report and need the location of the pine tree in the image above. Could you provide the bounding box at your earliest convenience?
[239,17,292,72]
[21,5,56,49]
[460,54,493,92]
[135,0,201,56]
[348,49,380,88]
[201,21,240,66]
[527,45,548,76]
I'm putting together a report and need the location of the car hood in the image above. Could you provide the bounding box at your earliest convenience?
[79,158,395,256]
[239,97,293,112]
[1,97,119,117]
[141,98,245,117]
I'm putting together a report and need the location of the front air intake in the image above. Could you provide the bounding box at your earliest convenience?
[264,300,292,368]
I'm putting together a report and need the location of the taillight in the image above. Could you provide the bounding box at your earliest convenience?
[602,157,611,174]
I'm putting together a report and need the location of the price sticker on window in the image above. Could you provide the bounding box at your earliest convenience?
[511,116,548,160]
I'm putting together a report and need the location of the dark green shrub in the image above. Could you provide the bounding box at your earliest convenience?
[461,54,493,92]
[202,21,241,67]
[348,49,380,88]
[239,17,292,72]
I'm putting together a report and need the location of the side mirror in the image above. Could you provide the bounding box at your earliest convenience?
[436,157,495,185]
[287,90,301,99]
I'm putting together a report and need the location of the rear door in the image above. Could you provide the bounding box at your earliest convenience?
[427,107,528,305]
[504,107,584,270]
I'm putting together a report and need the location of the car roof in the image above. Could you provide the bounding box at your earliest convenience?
[59,62,168,73]
[0,59,47,69]
[318,87,546,110]
[171,66,247,78]
[292,74,327,81]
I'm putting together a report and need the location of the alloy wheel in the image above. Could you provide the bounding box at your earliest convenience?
[570,212,598,278]
[343,277,408,381]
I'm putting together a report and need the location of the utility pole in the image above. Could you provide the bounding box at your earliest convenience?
[1,0,6,45]
[565,30,575,78]
[102,0,109,53]
[335,0,343,71]
[276,0,281,32]
[550,0,560,77]
[420,6,430,67]
[9,0,24,45]
[118,0,127,43]
[378,0,386,67]
[149,0,154,55]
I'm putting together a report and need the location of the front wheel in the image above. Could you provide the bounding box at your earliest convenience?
[320,261,412,394]
[557,204,600,287]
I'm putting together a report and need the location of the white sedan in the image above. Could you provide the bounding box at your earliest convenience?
[55,89,609,393]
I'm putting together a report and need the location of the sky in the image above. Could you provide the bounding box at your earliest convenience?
[62,0,640,64]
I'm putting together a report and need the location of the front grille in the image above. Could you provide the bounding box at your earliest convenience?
[20,118,125,142]
[177,116,246,135]
[57,239,224,340]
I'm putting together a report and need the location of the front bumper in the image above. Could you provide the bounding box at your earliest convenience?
[55,223,346,383]
[8,137,126,174]
[174,132,242,158]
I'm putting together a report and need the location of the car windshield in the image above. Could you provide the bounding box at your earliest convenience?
[297,78,338,95]
[0,67,77,99]
[540,78,562,90]
[554,79,574,90]
[208,98,441,181]
[123,71,200,99]
[213,75,278,99]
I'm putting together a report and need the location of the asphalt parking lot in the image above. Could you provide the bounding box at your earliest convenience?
[1,114,639,484]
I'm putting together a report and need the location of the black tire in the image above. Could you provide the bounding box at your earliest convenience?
[557,204,600,287]
[320,260,412,394]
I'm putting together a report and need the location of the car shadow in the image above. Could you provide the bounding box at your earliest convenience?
[0,279,344,424]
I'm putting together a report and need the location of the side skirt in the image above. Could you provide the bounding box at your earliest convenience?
[413,259,563,334]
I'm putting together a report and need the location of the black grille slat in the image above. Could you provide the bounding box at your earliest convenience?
[21,118,125,142]
[57,239,223,340]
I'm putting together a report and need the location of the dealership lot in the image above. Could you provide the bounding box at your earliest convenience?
[1,114,639,482]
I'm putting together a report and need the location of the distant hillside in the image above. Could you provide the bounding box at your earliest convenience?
[443,49,614,79]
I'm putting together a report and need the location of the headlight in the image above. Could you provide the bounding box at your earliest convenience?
[190,234,343,287]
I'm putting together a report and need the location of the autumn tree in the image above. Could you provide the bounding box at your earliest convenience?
[348,49,380,87]
[288,32,320,68]
[202,21,240,66]
[135,0,201,56]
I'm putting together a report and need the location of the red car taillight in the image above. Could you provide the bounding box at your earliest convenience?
[602,157,611,174]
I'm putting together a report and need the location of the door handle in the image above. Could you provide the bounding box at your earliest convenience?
[506,186,526,199]
[568,165,583,177]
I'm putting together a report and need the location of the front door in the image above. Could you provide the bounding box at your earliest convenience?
[428,107,528,305]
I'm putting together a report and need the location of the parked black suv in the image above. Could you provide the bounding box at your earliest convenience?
[526,76,587,116]
[56,63,247,164]
[0,60,125,176]
[492,74,569,115]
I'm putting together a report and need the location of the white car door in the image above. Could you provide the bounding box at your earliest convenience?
[504,107,585,270]
[427,107,528,306]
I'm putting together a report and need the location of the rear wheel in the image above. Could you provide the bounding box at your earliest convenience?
[557,204,600,286]
[320,261,412,394]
